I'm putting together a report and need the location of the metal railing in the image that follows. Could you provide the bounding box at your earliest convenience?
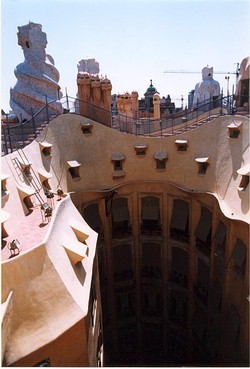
[1,93,248,156]
[112,94,236,136]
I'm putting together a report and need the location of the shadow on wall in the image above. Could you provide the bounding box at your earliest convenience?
[74,261,87,286]
[229,131,244,181]
[238,190,249,215]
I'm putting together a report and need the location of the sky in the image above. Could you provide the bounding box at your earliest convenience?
[1,0,250,112]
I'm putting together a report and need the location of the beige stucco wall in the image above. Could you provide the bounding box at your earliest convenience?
[10,112,247,223]
[1,196,97,366]
[11,318,89,367]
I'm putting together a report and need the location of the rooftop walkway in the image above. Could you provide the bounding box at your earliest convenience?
[1,197,61,262]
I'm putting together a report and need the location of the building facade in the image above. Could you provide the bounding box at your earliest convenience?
[1,56,249,367]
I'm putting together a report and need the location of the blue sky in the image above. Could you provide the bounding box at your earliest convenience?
[1,0,250,112]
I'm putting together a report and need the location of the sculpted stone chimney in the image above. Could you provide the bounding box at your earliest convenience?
[101,76,112,110]
[153,93,160,120]
[77,73,91,116]
[131,91,139,119]
[116,95,123,114]
[117,93,131,117]
[90,75,102,106]
[10,21,63,122]
[192,66,220,107]
[76,58,112,126]
[117,91,139,119]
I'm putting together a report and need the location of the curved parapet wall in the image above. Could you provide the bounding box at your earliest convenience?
[29,112,248,223]
[10,22,63,122]
[2,196,99,366]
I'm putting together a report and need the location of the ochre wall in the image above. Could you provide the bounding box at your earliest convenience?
[10,319,89,367]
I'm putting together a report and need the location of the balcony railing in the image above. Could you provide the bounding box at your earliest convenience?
[2,93,247,156]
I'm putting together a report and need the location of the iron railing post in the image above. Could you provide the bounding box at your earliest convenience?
[3,126,7,155]
[31,107,36,137]
[21,122,25,147]
[6,114,13,153]
[208,94,212,120]
[66,88,69,111]
[19,113,25,147]
[231,85,235,115]
[45,95,49,124]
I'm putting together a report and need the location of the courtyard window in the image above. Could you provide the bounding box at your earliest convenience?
[227,305,241,345]
[169,247,188,288]
[195,206,212,257]
[141,242,162,279]
[141,285,163,317]
[67,160,81,180]
[231,238,246,280]
[237,164,250,191]
[154,151,167,170]
[134,144,147,156]
[111,153,125,177]
[227,122,241,139]
[81,123,93,134]
[141,196,161,234]
[111,197,131,237]
[209,280,222,312]
[84,203,103,235]
[168,288,188,327]
[194,258,209,305]
[214,221,227,276]
[39,141,52,157]
[113,244,133,282]
[170,199,189,242]
[175,139,188,152]
[195,157,209,175]
[115,286,135,318]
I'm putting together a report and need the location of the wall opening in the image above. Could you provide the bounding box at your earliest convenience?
[141,196,161,235]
